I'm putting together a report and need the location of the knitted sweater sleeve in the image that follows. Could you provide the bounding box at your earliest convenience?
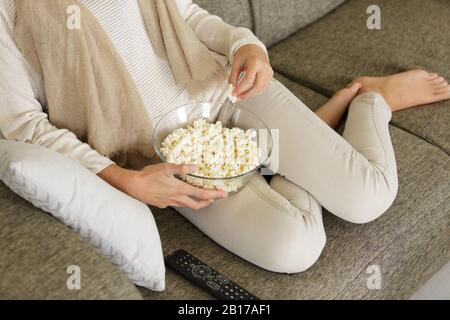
[180,0,268,63]
[0,1,114,174]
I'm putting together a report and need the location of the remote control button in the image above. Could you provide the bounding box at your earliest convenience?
[192,265,212,278]
[206,281,220,291]
[216,274,230,284]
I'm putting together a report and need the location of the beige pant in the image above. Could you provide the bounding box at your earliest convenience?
[176,79,398,273]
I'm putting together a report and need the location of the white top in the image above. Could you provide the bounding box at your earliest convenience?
[0,0,266,173]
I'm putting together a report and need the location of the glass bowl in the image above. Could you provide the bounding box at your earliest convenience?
[152,102,272,194]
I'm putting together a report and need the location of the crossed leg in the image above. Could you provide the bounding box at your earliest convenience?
[176,79,390,272]
[177,174,326,273]
[176,70,450,273]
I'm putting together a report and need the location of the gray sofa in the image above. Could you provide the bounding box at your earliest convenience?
[0,0,448,299]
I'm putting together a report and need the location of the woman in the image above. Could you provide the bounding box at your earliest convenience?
[1,0,449,272]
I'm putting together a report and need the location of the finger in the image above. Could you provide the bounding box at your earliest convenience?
[165,163,197,175]
[169,200,187,208]
[177,196,215,210]
[229,57,244,88]
[181,183,228,200]
[263,76,271,92]
[262,69,273,93]
[259,68,273,91]
[233,64,258,96]
[238,69,269,100]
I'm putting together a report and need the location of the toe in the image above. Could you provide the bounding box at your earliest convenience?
[335,88,352,98]
[351,76,371,87]
[436,86,450,99]
[428,72,440,80]
[437,80,449,88]
[348,82,362,92]
[444,85,450,97]
[432,76,445,85]
[340,82,362,96]
[334,83,361,101]
[415,69,433,79]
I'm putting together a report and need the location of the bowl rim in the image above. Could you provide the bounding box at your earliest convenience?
[152,102,273,181]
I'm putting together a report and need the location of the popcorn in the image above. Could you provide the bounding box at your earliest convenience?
[227,84,238,103]
[160,119,260,192]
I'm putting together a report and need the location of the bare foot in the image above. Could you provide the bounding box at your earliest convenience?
[315,82,362,128]
[328,82,363,108]
[352,70,450,112]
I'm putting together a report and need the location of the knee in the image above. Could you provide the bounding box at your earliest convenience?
[341,183,398,225]
[286,228,326,273]
[260,203,327,273]
[259,224,326,274]
[263,176,326,273]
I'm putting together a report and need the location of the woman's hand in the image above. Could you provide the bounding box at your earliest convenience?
[229,44,274,101]
[98,163,228,210]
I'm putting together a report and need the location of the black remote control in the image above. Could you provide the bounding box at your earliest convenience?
[165,249,259,300]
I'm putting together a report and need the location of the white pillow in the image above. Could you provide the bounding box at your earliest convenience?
[0,140,165,291]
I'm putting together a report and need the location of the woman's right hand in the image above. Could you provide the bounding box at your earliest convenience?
[98,163,228,210]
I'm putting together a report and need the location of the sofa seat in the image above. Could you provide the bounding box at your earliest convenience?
[140,75,450,299]
[0,182,142,300]
[269,0,450,154]
[1,0,448,300]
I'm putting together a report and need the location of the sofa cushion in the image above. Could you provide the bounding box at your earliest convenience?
[251,0,346,47]
[193,0,254,31]
[269,0,450,153]
[0,140,166,291]
[0,182,142,300]
[139,79,450,299]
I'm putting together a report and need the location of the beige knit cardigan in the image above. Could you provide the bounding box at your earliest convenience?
[14,0,227,161]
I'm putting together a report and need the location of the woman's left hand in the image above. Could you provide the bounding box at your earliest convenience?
[229,44,274,101]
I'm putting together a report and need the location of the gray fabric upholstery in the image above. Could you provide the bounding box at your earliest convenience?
[0,182,142,300]
[1,0,448,300]
[269,0,450,153]
[251,0,346,47]
[194,0,347,47]
[140,77,450,300]
[193,0,253,31]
